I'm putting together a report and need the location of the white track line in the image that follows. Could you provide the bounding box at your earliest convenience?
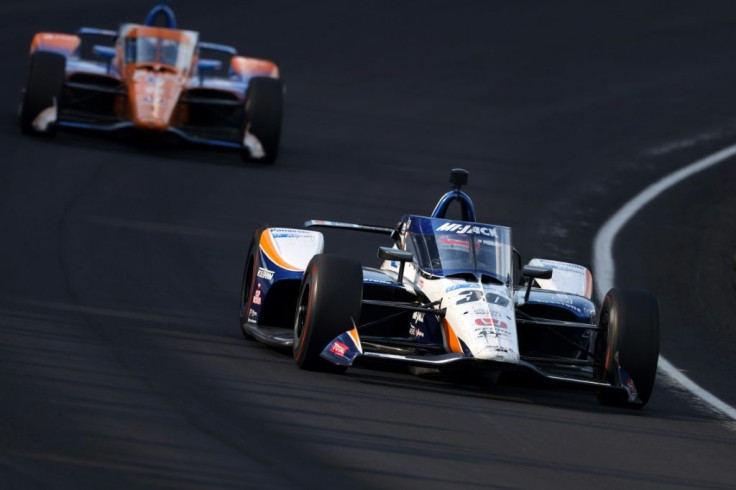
[592,144,736,421]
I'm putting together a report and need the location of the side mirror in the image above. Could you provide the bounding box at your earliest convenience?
[378,246,413,262]
[93,45,116,59]
[198,59,222,72]
[93,45,116,74]
[521,265,553,303]
[521,265,553,280]
[378,246,413,283]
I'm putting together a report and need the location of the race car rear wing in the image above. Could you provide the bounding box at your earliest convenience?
[304,219,394,235]
[77,27,118,38]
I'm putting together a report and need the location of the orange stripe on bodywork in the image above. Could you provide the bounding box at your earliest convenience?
[348,324,362,353]
[259,230,301,271]
[442,319,463,354]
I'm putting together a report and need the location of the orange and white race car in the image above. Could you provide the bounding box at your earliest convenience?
[20,2,284,163]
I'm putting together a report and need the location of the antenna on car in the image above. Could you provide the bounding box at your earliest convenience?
[144,1,177,28]
[431,168,476,222]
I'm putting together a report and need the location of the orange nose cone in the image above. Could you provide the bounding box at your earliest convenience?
[129,69,183,131]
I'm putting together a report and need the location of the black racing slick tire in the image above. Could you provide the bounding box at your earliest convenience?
[239,228,264,339]
[241,76,283,164]
[293,254,362,372]
[20,51,66,136]
[595,288,660,408]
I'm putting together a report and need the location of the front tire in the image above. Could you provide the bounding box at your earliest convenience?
[20,51,66,135]
[293,254,362,372]
[241,77,283,164]
[595,288,660,407]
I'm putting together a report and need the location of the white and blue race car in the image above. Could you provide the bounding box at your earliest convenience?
[239,169,660,407]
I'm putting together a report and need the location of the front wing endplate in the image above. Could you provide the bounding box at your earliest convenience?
[320,324,363,366]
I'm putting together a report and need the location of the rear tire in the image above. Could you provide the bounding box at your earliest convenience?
[239,229,264,339]
[595,288,659,407]
[241,77,283,164]
[20,51,66,136]
[293,254,362,372]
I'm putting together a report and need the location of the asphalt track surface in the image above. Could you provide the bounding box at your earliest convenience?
[2,1,736,489]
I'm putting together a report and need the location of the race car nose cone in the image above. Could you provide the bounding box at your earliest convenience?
[129,69,183,132]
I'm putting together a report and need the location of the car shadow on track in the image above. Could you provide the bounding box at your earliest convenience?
[246,341,688,421]
[9,122,283,169]
[290,345,725,427]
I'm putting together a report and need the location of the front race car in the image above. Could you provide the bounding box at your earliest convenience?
[239,169,660,408]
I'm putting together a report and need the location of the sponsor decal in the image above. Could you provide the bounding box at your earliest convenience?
[329,341,349,357]
[257,267,275,281]
[142,95,166,104]
[446,283,481,292]
[248,308,258,323]
[476,328,509,339]
[252,283,262,305]
[270,228,315,238]
[438,237,471,251]
[475,317,507,329]
[551,294,583,313]
[436,222,498,237]
[530,293,586,314]
[554,293,574,304]
[626,378,637,396]
[410,312,426,338]
[365,277,395,285]
[620,367,640,403]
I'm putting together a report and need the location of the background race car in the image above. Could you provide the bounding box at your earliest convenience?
[239,169,660,408]
[20,1,284,163]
